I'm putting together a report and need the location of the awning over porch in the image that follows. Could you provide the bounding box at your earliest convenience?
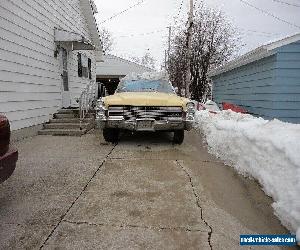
[54,29,95,50]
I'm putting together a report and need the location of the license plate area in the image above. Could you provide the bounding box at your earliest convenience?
[136,119,154,131]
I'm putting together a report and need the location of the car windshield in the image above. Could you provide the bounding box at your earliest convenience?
[116,80,175,94]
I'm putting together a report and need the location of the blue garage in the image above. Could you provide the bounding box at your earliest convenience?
[209,33,300,123]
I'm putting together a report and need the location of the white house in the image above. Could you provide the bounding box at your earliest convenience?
[0,0,103,131]
[96,54,154,95]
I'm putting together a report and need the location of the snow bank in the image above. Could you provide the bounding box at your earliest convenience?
[204,100,220,112]
[122,71,168,82]
[195,110,300,238]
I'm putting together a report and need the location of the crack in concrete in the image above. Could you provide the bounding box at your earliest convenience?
[176,160,213,250]
[39,144,118,249]
[2,222,56,227]
[108,157,219,164]
[108,157,181,161]
[62,219,207,233]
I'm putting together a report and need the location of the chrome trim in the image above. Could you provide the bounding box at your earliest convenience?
[96,118,194,131]
[96,105,195,131]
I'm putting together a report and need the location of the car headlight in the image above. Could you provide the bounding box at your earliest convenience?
[96,99,107,120]
[186,102,195,110]
[186,102,195,120]
[96,99,105,111]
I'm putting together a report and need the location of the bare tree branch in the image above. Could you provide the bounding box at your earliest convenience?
[167,3,240,101]
[131,52,156,69]
[99,28,114,54]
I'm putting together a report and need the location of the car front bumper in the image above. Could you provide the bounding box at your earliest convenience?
[96,116,194,131]
[0,148,18,184]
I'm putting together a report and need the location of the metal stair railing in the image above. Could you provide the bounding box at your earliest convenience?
[79,80,97,130]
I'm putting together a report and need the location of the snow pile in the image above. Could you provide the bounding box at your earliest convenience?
[122,71,168,82]
[195,110,300,238]
[204,100,220,112]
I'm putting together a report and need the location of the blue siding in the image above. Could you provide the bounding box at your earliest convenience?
[212,55,277,118]
[274,41,300,122]
[212,41,300,123]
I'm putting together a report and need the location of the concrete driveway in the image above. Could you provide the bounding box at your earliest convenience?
[0,130,294,249]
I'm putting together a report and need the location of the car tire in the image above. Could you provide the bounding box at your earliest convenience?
[103,128,119,143]
[173,130,184,144]
[0,115,10,156]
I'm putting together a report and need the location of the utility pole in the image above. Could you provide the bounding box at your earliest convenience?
[167,26,172,59]
[164,50,167,70]
[165,26,172,71]
[185,0,193,98]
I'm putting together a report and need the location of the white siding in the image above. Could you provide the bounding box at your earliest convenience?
[97,55,154,78]
[0,0,97,130]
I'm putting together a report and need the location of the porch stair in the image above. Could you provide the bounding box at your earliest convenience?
[38,108,95,136]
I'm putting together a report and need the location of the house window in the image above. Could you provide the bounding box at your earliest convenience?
[82,54,88,78]
[88,58,92,79]
[78,53,82,77]
[78,53,90,78]
[62,48,69,91]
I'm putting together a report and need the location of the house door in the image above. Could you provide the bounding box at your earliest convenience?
[61,48,71,108]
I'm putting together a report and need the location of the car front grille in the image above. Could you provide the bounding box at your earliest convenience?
[108,106,183,121]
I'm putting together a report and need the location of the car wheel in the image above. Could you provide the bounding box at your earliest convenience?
[0,115,10,156]
[103,128,119,143]
[173,130,184,144]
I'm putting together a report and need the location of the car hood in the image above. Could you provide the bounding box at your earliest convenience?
[103,92,190,109]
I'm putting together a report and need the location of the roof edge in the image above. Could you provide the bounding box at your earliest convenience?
[100,54,155,72]
[80,0,103,61]
[209,32,300,77]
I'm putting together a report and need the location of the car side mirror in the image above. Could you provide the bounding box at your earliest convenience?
[174,87,179,94]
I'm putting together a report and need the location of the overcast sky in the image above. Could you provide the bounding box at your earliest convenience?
[94,0,300,69]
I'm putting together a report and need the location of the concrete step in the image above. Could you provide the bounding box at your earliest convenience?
[54,113,78,119]
[43,123,90,130]
[82,113,95,118]
[49,118,94,124]
[54,113,94,119]
[58,109,79,114]
[38,129,87,136]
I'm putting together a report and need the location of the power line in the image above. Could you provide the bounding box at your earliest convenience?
[271,0,300,7]
[117,29,165,38]
[99,0,146,24]
[176,0,184,19]
[243,29,280,35]
[240,28,281,36]
[239,0,300,29]
[240,32,275,38]
[173,0,185,27]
